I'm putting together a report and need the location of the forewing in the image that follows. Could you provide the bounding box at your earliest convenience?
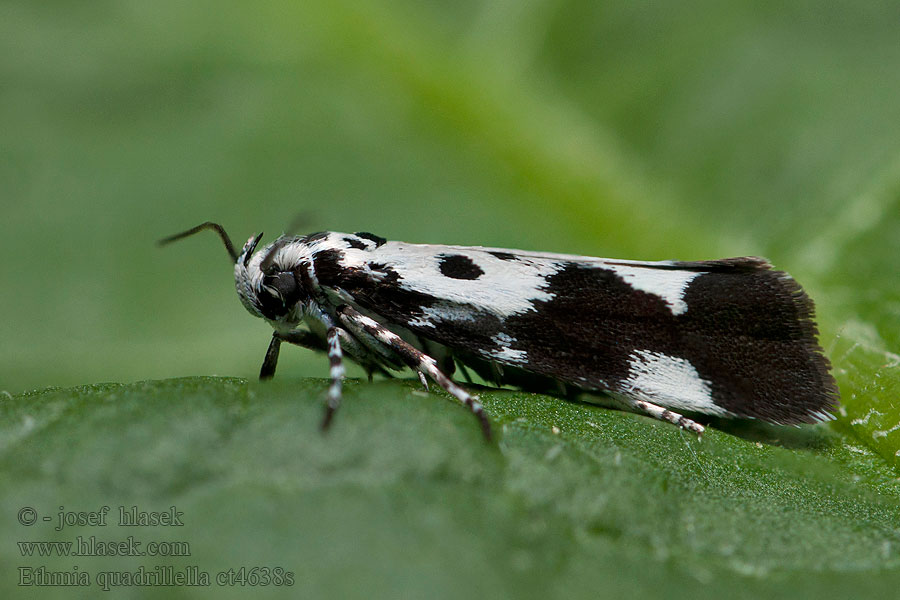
[313,237,838,425]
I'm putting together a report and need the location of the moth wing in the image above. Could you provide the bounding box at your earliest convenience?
[324,242,838,425]
[441,244,773,271]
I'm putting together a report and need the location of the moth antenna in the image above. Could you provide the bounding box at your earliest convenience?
[158,222,239,263]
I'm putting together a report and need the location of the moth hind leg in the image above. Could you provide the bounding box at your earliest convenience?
[417,371,429,391]
[611,393,705,436]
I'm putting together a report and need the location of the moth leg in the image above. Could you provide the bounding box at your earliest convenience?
[454,359,475,385]
[276,327,394,380]
[489,362,505,386]
[260,335,282,380]
[337,305,492,441]
[260,329,328,380]
[276,328,328,350]
[321,326,345,431]
[334,320,407,371]
[259,329,326,381]
[417,371,429,391]
[628,398,705,436]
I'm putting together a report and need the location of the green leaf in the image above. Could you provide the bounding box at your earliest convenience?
[3,378,900,599]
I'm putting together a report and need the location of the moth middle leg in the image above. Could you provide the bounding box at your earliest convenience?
[321,327,344,430]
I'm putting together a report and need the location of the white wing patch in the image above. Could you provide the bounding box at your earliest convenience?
[358,242,563,317]
[605,265,703,316]
[623,349,726,415]
[267,234,705,319]
[487,333,528,364]
[489,347,529,364]
[363,239,704,317]
[409,303,482,329]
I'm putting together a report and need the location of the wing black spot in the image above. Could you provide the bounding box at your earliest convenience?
[438,254,484,280]
[488,251,518,261]
[368,262,401,284]
[312,249,346,283]
[343,237,368,250]
[354,232,387,247]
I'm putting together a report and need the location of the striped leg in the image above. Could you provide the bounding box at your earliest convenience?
[337,305,492,440]
[321,327,345,431]
[417,371,429,391]
[631,399,705,436]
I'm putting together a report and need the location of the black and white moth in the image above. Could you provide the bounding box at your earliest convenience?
[160,222,839,440]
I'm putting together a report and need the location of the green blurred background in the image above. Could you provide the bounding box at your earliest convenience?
[3,0,900,451]
[4,1,900,598]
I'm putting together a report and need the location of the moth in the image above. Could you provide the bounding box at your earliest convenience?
[160,222,839,440]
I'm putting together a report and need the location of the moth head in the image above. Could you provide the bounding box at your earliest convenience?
[235,233,309,323]
[159,222,308,324]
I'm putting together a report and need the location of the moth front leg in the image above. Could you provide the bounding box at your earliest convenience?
[337,305,492,441]
[259,335,281,381]
[259,330,327,380]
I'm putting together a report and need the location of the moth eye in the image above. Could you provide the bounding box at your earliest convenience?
[262,285,282,301]
[258,271,303,318]
[264,272,298,299]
